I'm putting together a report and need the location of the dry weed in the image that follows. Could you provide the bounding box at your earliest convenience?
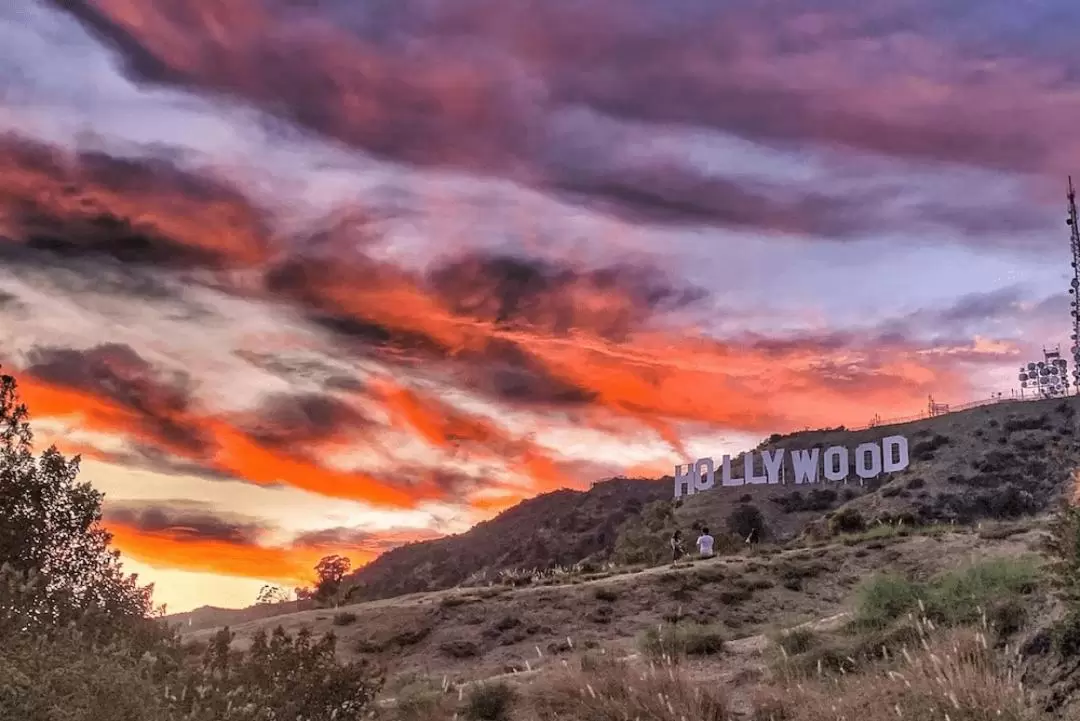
[756,622,1033,721]
[528,655,731,721]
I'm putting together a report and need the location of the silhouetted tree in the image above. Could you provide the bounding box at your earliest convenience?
[313,554,351,605]
[0,369,154,632]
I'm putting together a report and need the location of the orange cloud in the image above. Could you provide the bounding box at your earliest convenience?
[105,520,440,586]
[14,375,439,508]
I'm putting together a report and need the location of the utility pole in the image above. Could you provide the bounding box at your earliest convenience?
[1068,177,1080,394]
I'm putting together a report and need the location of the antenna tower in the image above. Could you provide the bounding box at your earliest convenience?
[1068,177,1080,392]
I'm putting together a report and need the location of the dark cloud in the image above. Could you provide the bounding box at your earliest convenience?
[0,135,269,271]
[244,392,372,451]
[427,252,706,340]
[291,526,441,553]
[49,0,1075,240]
[103,499,270,545]
[454,338,597,406]
[25,343,209,453]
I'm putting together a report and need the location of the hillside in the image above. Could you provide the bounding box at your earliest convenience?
[167,394,1080,719]
[673,395,1080,544]
[339,394,1078,602]
[342,477,669,601]
[178,520,1055,709]
[167,395,1079,634]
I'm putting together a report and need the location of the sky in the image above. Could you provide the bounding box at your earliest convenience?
[0,0,1077,612]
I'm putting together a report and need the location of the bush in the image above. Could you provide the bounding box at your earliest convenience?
[761,629,1030,721]
[593,587,618,602]
[854,574,922,628]
[640,622,726,659]
[774,627,818,656]
[728,504,767,543]
[465,682,516,721]
[829,507,865,535]
[910,434,950,461]
[332,611,358,626]
[854,559,1041,629]
[439,639,481,658]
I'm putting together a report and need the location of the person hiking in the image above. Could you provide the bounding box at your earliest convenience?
[696,527,715,559]
[670,530,684,565]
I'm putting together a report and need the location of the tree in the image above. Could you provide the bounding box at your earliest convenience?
[0,370,154,631]
[727,504,767,544]
[313,554,351,605]
[255,585,291,606]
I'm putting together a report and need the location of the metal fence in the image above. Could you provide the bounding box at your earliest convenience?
[849,393,1056,432]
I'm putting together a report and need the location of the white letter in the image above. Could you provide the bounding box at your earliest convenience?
[694,457,715,492]
[791,448,819,485]
[855,442,882,482]
[743,453,768,485]
[882,435,909,473]
[763,449,784,485]
[721,455,743,486]
[673,462,696,498]
[823,446,848,483]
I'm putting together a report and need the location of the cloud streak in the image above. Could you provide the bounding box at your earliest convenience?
[0,0,1073,611]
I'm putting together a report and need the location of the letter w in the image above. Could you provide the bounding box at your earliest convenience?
[791,449,819,485]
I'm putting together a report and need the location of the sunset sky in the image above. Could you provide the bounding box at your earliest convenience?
[1,0,1077,612]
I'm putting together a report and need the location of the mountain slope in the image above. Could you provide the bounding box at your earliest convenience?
[343,477,669,601]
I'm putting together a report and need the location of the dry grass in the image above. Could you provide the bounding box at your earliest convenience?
[527,655,731,721]
[760,622,1033,721]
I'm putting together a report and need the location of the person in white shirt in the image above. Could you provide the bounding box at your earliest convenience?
[696,528,715,559]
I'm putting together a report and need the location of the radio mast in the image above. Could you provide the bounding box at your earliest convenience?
[1068,177,1080,393]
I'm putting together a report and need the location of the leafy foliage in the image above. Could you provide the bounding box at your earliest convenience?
[0,369,384,721]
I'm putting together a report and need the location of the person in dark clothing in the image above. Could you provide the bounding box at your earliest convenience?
[670,530,684,565]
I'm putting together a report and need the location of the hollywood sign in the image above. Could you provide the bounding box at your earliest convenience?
[673,435,910,499]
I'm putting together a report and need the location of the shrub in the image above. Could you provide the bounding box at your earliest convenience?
[910,433,951,461]
[593,587,618,602]
[760,628,1029,721]
[728,504,767,543]
[774,627,817,656]
[640,622,726,659]
[439,639,481,658]
[854,559,1040,629]
[829,507,865,535]
[332,611,358,626]
[465,682,516,721]
[854,574,922,628]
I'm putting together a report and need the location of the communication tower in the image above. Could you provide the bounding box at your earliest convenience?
[1018,346,1069,399]
[1068,177,1080,391]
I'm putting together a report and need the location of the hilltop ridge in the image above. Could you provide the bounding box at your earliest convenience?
[166,394,1078,631]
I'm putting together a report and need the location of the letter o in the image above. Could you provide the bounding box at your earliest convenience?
[694,457,715,492]
[855,442,882,480]
[823,446,848,482]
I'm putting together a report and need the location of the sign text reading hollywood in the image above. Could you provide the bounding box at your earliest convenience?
[673,435,910,499]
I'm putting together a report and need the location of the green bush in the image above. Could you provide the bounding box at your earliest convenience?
[854,574,922,628]
[854,559,1040,629]
[0,369,385,721]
